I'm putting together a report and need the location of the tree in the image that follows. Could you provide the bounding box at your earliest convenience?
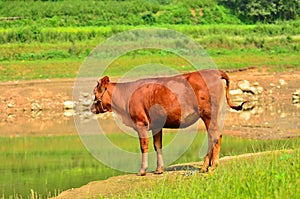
[219,0,300,23]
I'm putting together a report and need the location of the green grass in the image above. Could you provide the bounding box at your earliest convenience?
[0,23,299,82]
[120,149,300,199]
[1,49,299,82]
[0,59,80,81]
[0,133,299,198]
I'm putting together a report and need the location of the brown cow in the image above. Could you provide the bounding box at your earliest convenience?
[91,70,246,176]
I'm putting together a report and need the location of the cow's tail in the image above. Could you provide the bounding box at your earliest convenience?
[219,70,247,111]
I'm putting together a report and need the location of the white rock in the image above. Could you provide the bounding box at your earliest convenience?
[292,95,300,100]
[279,79,287,86]
[64,109,76,117]
[31,103,42,110]
[256,86,264,94]
[229,89,243,95]
[7,103,15,108]
[63,101,75,109]
[292,90,300,96]
[80,92,89,98]
[249,86,257,94]
[82,100,92,107]
[238,80,251,91]
[232,97,245,102]
[293,98,299,104]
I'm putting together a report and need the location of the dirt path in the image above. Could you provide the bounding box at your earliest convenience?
[52,149,296,199]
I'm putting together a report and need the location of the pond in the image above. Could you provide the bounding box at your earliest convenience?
[1,133,299,198]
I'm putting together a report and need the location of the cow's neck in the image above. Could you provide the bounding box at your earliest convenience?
[108,82,136,127]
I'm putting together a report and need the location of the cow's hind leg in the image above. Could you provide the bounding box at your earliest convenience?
[201,117,222,173]
[152,129,164,174]
[211,134,222,170]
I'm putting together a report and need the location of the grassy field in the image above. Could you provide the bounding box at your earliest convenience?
[0,23,300,82]
[1,133,299,198]
[1,50,299,82]
[120,149,300,199]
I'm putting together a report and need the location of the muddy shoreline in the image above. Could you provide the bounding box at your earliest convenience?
[0,69,299,139]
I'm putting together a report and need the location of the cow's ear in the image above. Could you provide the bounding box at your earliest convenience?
[100,76,110,87]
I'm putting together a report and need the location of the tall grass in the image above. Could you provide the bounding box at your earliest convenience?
[1,23,299,44]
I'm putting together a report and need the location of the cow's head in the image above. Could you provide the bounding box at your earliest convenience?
[91,76,112,114]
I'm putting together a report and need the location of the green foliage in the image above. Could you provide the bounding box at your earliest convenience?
[0,22,299,45]
[0,0,298,27]
[220,0,300,23]
[0,0,241,27]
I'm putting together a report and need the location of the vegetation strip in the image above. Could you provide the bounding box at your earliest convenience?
[53,149,300,199]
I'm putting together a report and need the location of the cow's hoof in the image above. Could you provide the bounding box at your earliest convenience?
[200,166,208,173]
[154,168,164,174]
[137,171,147,176]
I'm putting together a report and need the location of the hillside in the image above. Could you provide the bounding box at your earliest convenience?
[0,0,299,28]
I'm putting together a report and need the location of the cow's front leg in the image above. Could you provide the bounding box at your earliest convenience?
[137,124,149,176]
[152,129,164,174]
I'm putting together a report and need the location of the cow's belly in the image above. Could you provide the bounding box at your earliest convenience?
[163,111,199,128]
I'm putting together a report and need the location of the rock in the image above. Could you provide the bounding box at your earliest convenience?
[7,103,15,108]
[237,80,257,94]
[253,82,260,86]
[292,95,299,100]
[229,89,243,95]
[232,97,245,103]
[256,86,264,94]
[64,109,76,117]
[81,100,92,107]
[238,80,250,91]
[279,79,287,86]
[31,102,42,111]
[292,95,299,103]
[292,90,300,96]
[63,101,75,109]
[270,83,276,87]
[81,92,89,98]
[249,86,257,95]
[7,114,16,122]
